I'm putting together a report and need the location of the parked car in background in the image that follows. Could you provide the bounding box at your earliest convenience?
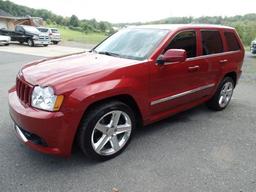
[251,39,256,54]
[0,25,50,47]
[49,28,61,44]
[0,34,10,45]
[37,27,61,45]
[9,24,244,161]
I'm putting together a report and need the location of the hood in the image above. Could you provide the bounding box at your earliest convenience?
[26,31,46,37]
[21,52,140,87]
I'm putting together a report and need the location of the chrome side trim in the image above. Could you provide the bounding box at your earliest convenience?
[186,50,241,61]
[151,83,215,106]
[14,124,28,143]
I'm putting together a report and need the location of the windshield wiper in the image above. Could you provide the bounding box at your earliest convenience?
[97,51,121,57]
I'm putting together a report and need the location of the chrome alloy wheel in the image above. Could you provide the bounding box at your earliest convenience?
[91,110,132,156]
[219,81,234,108]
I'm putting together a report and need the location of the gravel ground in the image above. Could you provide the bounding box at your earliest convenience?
[0,51,255,192]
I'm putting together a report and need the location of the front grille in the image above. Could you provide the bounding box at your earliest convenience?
[39,36,49,40]
[16,77,33,105]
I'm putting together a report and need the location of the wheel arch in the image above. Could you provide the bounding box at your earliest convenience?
[224,71,237,87]
[81,94,143,128]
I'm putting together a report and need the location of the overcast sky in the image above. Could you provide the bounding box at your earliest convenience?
[10,0,256,23]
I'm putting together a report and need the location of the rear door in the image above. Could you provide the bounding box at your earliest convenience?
[222,30,244,79]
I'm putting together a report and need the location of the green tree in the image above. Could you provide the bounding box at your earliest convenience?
[69,15,79,27]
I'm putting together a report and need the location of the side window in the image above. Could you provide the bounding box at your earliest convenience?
[164,31,197,58]
[16,26,23,32]
[224,32,241,51]
[201,31,223,55]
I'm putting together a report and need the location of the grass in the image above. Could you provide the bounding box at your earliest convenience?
[245,46,251,52]
[48,25,107,44]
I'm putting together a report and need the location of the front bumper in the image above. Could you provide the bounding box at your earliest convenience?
[0,40,10,44]
[9,90,79,157]
[33,40,50,45]
[251,46,256,54]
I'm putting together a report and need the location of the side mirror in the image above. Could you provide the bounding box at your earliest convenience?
[157,49,187,65]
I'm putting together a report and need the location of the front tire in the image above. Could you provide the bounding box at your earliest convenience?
[27,39,34,47]
[207,76,235,111]
[77,101,136,161]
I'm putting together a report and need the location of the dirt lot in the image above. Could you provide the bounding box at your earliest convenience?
[0,48,256,192]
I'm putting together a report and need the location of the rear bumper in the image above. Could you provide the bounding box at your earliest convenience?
[9,90,79,157]
[51,37,61,42]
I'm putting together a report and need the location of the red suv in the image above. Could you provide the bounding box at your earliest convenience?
[9,24,244,160]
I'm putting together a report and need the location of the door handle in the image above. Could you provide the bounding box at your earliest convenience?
[219,59,228,64]
[188,65,200,72]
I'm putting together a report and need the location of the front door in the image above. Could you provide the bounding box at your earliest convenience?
[149,30,210,115]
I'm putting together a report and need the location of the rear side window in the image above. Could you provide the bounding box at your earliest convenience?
[201,31,223,55]
[165,31,197,58]
[224,32,240,51]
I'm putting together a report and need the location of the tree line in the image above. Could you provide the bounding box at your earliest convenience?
[0,0,114,33]
[0,0,255,45]
[116,14,256,46]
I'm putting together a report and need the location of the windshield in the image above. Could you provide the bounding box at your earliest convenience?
[22,26,40,34]
[37,28,49,33]
[94,28,169,60]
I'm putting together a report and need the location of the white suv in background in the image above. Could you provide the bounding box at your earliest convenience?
[37,27,61,45]
[0,35,11,46]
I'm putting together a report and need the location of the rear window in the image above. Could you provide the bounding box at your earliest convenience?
[224,32,240,51]
[51,29,59,33]
[37,28,49,33]
[201,31,223,55]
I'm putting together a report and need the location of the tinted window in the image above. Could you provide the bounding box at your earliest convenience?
[201,31,223,55]
[38,28,49,33]
[16,26,23,32]
[224,32,240,51]
[165,31,197,58]
[51,29,59,33]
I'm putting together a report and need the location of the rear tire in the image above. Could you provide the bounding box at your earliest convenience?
[53,41,59,45]
[27,39,34,47]
[207,76,235,111]
[43,44,48,47]
[77,101,136,161]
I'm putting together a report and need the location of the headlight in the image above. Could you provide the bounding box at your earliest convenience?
[33,35,39,40]
[31,86,64,111]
